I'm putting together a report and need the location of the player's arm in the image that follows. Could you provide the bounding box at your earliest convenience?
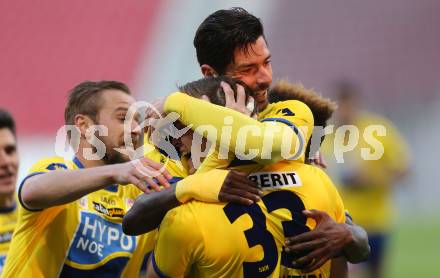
[123,186,179,235]
[285,210,369,271]
[284,171,370,271]
[20,157,170,210]
[123,169,261,235]
[163,92,312,165]
[330,257,348,278]
[341,215,370,263]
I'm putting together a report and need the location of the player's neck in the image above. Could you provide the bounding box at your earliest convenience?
[0,194,15,211]
[75,154,106,169]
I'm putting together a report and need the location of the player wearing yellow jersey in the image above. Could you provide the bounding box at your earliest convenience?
[151,164,346,278]
[0,110,19,276]
[2,80,262,278]
[135,82,264,273]
[122,73,308,236]
[193,8,370,267]
[145,79,349,277]
[123,77,264,238]
[1,81,176,278]
[125,8,370,273]
[322,82,409,278]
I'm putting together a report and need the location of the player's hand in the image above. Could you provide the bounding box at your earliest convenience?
[147,97,167,116]
[142,97,169,135]
[310,151,327,169]
[111,157,173,194]
[284,209,353,272]
[218,170,263,205]
[221,81,255,117]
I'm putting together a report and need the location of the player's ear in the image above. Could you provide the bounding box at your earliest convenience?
[74,114,93,136]
[201,64,218,77]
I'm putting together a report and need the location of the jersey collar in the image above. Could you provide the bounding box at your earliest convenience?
[73,156,85,169]
[0,202,16,213]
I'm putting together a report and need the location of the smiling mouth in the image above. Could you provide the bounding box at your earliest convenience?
[120,138,141,148]
[253,90,267,102]
[0,173,15,185]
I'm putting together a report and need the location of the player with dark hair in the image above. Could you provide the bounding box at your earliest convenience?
[178,76,256,116]
[0,109,19,275]
[193,8,370,269]
[124,8,369,274]
[142,80,349,277]
[194,8,271,111]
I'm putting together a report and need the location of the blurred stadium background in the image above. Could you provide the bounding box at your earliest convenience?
[1,0,439,276]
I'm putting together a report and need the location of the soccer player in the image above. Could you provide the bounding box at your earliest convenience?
[134,77,264,273]
[194,7,370,267]
[1,81,173,277]
[0,109,19,275]
[123,77,347,276]
[146,80,347,277]
[1,80,260,278]
[322,82,409,278]
[122,73,311,233]
[124,7,370,269]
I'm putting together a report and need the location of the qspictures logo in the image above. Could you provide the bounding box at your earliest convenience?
[53,100,388,178]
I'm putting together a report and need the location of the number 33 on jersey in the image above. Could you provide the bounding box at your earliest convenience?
[151,161,346,278]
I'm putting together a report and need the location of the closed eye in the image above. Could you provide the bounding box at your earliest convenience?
[4,145,16,155]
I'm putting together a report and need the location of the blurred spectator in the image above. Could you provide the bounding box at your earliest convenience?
[322,81,410,278]
[0,109,19,275]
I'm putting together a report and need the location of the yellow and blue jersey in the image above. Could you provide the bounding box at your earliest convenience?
[0,203,17,275]
[139,135,189,272]
[195,99,315,174]
[143,135,190,180]
[322,112,409,232]
[258,100,314,162]
[152,161,346,278]
[1,156,151,278]
[151,100,346,278]
[164,93,314,166]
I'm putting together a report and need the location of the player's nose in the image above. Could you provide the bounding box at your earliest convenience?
[256,66,272,88]
[0,149,9,168]
[130,120,142,136]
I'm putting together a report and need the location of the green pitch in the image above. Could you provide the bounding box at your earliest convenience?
[385,218,440,277]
